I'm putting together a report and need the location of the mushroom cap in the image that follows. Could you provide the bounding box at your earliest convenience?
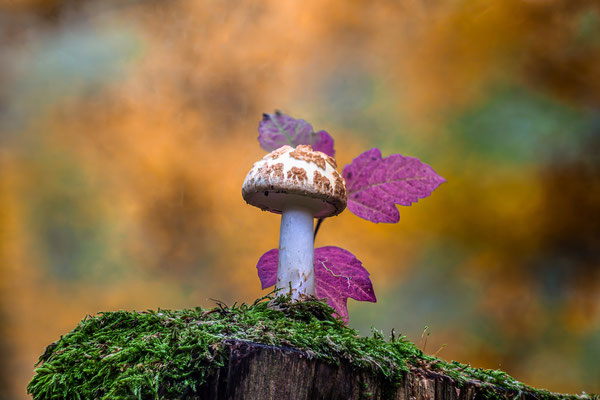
[242,145,347,218]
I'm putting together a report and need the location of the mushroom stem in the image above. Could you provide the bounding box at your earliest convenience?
[276,204,315,299]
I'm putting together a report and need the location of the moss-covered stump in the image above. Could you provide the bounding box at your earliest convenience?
[28,296,595,400]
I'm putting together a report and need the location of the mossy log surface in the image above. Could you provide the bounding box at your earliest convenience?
[28,296,594,400]
[197,340,575,400]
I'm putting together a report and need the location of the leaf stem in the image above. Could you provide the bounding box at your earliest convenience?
[313,218,324,242]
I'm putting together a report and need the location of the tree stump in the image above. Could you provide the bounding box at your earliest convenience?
[28,300,590,400]
[196,340,567,400]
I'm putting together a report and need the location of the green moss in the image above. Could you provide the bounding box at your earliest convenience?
[28,295,596,400]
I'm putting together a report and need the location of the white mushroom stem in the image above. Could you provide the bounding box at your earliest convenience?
[276,204,315,299]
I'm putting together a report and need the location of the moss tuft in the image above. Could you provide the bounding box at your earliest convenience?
[28,295,596,400]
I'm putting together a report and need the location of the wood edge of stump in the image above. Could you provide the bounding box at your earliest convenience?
[193,340,569,400]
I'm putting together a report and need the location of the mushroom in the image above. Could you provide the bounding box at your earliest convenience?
[242,145,347,300]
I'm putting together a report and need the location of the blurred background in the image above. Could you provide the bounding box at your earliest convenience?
[1,0,599,397]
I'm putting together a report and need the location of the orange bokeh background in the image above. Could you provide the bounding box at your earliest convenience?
[1,1,599,398]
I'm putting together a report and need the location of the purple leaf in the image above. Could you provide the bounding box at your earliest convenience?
[343,148,446,223]
[256,248,278,289]
[313,130,335,157]
[314,246,376,324]
[258,111,336,157]
[255,246,376,324]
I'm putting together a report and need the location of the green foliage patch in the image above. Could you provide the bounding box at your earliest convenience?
[28,295,595,399]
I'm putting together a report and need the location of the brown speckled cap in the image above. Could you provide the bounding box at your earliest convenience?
[242,145,347,218]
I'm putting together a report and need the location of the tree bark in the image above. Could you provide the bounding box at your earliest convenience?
[193,340,547,400]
